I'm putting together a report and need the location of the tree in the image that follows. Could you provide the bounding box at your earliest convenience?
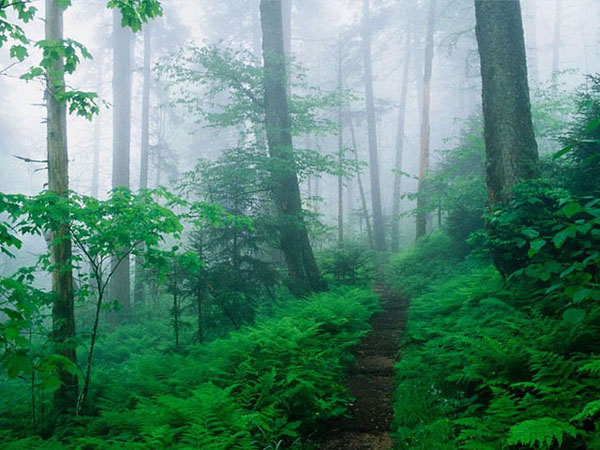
[259,0,325,295]
[474,0,539,206]
[361,0,386,251]
[337,38,344,248]
[111,8,134,313]
[390,33,412,252]
[45,0,78,417]
[134,23,153,306]
[416,0,436,240]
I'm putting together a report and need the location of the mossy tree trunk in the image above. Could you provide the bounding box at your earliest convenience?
[260,0,325,295]
[474,0,539,206]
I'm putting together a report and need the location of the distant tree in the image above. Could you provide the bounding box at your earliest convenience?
[134,23,153,306]
[416,0,437,240]
[260,0,326,294]
[390,33,412,252]
[474,0,538,205]
[111,9,134,313]
[361,0,386,251]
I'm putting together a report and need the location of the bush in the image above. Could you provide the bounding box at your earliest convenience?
[318,244,375,286]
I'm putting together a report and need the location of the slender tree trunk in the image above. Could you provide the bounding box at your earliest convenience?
[350,118,374,249]
[134,24,152,307]
[416,0,436,240]
[45,0,78,418]
[552,0,562,79]
[337,38,344,248]
[523,0,540,87]
[474,0,539,206]
[391,34,411,252]
[260,0,325,295]
[111,8,133,313]
[91,52,103,199]
[362,0,386,251]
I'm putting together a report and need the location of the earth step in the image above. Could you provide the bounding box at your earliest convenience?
[320,432,393,450]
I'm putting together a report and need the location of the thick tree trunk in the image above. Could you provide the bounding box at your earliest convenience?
[390,34,411,252]
[362,0,386,251]
[45,0,78,417]
[474,0,539,205]
[416,0,436,240]
[111,8,133,313]
[260,0,325,295]
[134,24,152,307]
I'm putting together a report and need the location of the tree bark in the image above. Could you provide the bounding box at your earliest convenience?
[45,0,78,417]
[474,0,539,205]
[134,23,152,307]
[260,0,325,295]
[111,8,133,313]
[416,0,436,240]
[390,34,411,252]
[362,0,386,251]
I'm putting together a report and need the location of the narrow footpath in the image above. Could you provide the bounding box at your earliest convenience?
[319,288,409,449]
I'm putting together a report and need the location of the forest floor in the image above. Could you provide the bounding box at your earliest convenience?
[317,287,408,450]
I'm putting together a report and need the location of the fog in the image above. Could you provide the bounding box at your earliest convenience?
[3,0,598,221]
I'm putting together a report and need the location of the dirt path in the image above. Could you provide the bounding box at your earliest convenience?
[317,288,408,450]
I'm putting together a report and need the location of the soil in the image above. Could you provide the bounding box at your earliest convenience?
[315,288,409,450]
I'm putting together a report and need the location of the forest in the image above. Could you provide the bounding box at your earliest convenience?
[1,0,600,448]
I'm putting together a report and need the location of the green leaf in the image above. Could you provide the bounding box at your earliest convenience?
[560,202,583,219]
[562,308,586,324]
[572,288,592,303]
[528,238,547,257]
[507,418,578,449]
[522,228,540,239]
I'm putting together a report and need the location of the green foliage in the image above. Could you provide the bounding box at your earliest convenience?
[1,288,378,448]
[318,244,374,285]
[2,0,162,119]
[386,231,463,297]
[507,418,578,449]
[554,75,600,195]
[392,214,600,448]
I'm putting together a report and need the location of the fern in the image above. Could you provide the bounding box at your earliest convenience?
[507,417,578,449]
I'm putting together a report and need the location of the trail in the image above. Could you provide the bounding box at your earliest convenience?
[318,288,408,449]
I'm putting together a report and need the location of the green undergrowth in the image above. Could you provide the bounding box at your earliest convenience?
[1,287,379,449]
[391,238,600,449]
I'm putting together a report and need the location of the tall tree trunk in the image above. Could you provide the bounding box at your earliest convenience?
[416,0,437,240]
[362,0,386,251]
[474,0,539,206]
[552,0,561,79]
[350,118,374,249]
[111,8,133,313]
[45,0,78,417]
[260,0,325,295]
[337,38,344,248]
[390,34,412,252]
[91,52,103,199]
[134,24,152,307]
